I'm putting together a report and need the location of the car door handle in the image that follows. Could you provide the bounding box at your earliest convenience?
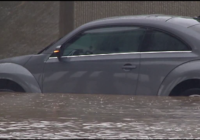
[122,64,136,71]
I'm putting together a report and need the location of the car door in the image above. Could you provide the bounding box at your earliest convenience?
[136,29,197,96]
[42,26,146,94]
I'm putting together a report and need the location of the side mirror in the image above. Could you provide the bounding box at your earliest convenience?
[53,45,62,61]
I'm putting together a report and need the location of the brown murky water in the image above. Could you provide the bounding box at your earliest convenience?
[0,93,200,138]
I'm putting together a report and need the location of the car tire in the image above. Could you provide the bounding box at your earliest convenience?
[180,88,200,97]
[0,89,14,92]
[0,81,25,93]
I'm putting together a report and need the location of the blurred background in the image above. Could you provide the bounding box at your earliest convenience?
[0,1,200,59]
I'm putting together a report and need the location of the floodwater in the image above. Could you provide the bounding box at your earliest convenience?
[0,93,200,139]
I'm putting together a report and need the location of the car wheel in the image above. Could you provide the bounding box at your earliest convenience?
[0,81,25,93]
[180,88,200,97]
[0,89,14,92]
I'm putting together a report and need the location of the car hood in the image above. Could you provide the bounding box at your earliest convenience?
[0,55,33,66]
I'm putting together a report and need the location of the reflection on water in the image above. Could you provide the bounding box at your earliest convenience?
[0,93,200,138]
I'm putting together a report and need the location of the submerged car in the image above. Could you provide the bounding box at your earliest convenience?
[1,14,200,96]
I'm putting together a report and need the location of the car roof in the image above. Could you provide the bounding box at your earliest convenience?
[86,14,200,28]
[45,14,200,54]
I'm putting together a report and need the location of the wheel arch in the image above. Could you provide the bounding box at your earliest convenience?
[0,63,42,93]
[158,60,200,96]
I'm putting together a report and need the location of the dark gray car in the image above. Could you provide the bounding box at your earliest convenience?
[1,14,200,96]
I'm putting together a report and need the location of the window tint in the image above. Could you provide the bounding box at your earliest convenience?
[61,27,146,56]
[142,30,190,52]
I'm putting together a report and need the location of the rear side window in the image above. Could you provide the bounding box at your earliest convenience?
[142,30,190,52]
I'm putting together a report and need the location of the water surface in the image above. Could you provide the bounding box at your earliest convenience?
[0,93,199,139]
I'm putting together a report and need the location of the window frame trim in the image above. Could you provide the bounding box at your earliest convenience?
[48,51,192,60]
[48,24,193,59]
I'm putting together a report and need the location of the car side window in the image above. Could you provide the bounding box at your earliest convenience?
[61,26,146,56]
[142,30,191,52]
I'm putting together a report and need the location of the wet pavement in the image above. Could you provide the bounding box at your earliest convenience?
[0,93,200,138]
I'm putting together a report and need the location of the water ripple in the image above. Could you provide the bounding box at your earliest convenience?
[0,93,199,138]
